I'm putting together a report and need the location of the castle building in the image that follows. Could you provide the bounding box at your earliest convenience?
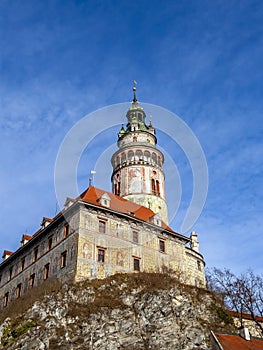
[0,88,206,308]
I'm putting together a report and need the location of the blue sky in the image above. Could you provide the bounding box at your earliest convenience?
[0,0,262,274]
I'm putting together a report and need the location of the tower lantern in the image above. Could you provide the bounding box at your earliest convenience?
[111,85,169,224]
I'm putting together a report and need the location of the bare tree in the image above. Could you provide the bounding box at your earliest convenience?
[207,268,263,336]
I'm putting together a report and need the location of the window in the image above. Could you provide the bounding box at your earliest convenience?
[99,220,106,234]
[48,236,53,251]
[132,231,139,243]
[64,224,69,238]
[197,260,201,271]
[16,283,22,298]
[21,257,25,272]
[34,247,39,262]
[8,267,13,281]
[3,292,9,307]
[44,263,50,280]
[98,248,105,263]
[30,273,35,288]
[159,239,165,253]
[151,178,156,194]
[61,251,67,268]
[156,180,160,196]
[133,258,140,271]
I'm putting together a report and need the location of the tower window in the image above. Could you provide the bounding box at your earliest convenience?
[98,248,105,263]
[156,180,160,196]
[44,263,50,280]
[152,152,157,164]
[121,153,126,163]
[128,150,134,162]
[133,258,140,271]
[144,151,150,162]
[197,260,201,271]
[99,220,106,233]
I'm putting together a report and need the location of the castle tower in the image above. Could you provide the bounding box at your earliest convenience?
[111,86,169,224]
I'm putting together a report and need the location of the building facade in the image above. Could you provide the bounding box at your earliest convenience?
[0,88,206,308]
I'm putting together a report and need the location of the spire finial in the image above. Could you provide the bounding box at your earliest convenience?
[132,80,138,103]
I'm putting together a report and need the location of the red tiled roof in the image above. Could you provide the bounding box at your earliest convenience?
[79,186,175,233]
[214,333,263,350]
[3,250,13,256]
[22,234,32,241]
[228,310,263,323]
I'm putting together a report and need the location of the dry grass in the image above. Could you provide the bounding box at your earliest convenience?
[0,277,62,323]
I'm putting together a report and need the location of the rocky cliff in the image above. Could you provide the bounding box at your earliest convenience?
[0,273,234,350]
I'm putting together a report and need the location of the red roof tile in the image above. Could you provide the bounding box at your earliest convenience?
[215,333,263,350]
[3,250,13,256]
[22,234,32,241]
[79,186,175,233]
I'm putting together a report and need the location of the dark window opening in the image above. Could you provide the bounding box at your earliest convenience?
[30,273,35,288]
[64,224,69,238]
[159,240,165,253]
[98,249,105,263]
[133,258,140,271]
[99,220,106,234]
[48,236,53,250]
[61,251,67,268]
[3,292,9,307]
[34,247,39,262]
[16,283,22,298]
[44,263,50,280]
[21,258,25,272]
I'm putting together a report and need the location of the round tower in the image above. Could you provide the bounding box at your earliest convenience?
[111,86,169,224]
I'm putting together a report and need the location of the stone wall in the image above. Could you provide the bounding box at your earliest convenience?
[76,204,205,287]
[0,211,79,308]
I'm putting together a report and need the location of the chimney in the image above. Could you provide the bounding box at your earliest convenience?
[239,326,251,341]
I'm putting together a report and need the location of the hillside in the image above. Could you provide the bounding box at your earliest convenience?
[0,273,235,350]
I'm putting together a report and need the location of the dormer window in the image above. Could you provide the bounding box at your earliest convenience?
[64,197,75,209]
[41,217,52,228]
[98,193,111,208]
[150,213,162,227]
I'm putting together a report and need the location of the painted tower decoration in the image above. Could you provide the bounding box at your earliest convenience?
[111,84,169,224]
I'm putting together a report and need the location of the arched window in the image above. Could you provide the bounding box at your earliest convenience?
[121,153,126,163]
[144,151,150,163]
[151,179,156,194]
[133,136,137,142]
[156,180,160,196]
[152,153,157,164]
[116,156,120,166]
[135,150,143,161]
[158,156,161,166]
[128,150,134,162]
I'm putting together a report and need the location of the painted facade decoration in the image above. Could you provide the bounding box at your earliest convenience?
[0,88,206,309]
